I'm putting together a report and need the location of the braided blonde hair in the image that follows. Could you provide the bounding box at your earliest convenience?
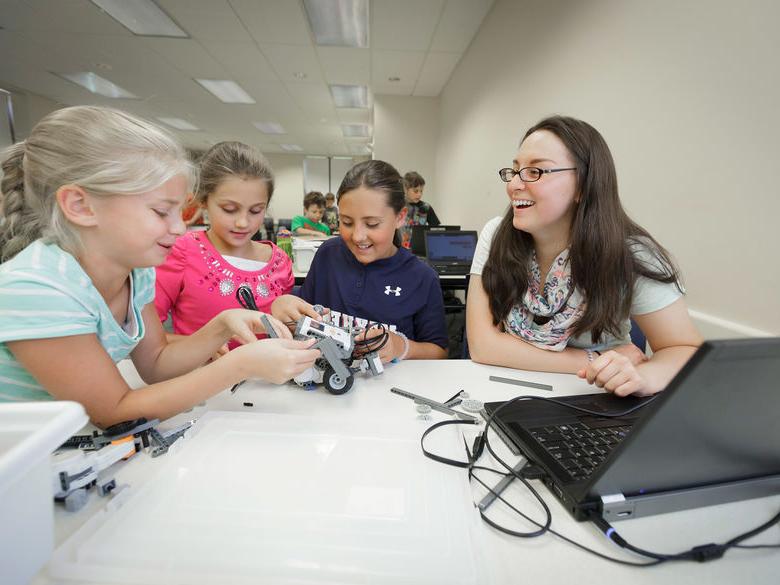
[0,106,195,262]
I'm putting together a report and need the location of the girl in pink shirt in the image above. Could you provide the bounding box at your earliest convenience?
[155,142,294,348]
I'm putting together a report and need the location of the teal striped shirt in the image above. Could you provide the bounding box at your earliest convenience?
[0,240,155,401]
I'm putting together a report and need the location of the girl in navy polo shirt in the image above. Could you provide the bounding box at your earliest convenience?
[271,160,448,362]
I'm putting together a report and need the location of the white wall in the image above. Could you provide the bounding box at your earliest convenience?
[373,95,440,210]
[264,152,306,221]
[435,0,780,335]
[0,82,62,140]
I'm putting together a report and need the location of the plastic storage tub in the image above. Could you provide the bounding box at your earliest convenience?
[0,401,88,585]
[292,238,325,273]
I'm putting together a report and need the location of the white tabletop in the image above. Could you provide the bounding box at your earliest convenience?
[38,360,779,584]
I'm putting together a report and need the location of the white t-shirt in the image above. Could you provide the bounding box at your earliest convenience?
[470,217,682,350]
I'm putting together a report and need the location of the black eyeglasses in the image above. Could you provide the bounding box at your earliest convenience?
[498,167,577,183]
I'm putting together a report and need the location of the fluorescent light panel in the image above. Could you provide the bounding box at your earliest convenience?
[281,144,303,152]
[254,121,286,135]
[330,84,368,108]
[195,79,255,104]
[341,124,369,137]
[55,71,137,99]
[303,0,368,48]
[90,0,187,37]
[348,144,371,155]
[158,117,200,131]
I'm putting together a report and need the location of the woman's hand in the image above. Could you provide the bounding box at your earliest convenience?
[610,343,649,366]
[236,338,321,384]
[217,308,292,344]
[577,350,652,396]
[270,295,324,326]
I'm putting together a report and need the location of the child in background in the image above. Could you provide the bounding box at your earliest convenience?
[0,107,319,427]
[467,115,701,397]
[292,191,331,236]
[323,192,339,233]
[272,160,448,363]
[155,141,293,350]
[400,171,440,248]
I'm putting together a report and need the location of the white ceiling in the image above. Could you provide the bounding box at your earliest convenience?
[0,0,494,155]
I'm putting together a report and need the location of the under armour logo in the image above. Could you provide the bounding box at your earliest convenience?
[384,286,402,296]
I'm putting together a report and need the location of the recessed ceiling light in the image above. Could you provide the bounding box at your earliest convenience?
[388,76,401,82]
[341,124,369,137]
[303,0,368,48]
[157,117,200,131]
[195,79,255,104]
[281,144,304,152]
[90,0,188,37]
[253,122,286,135]
[329,84,368,108]
[54,71,137,99]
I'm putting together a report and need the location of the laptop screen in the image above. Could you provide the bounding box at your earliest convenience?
[410,225,461,256]
[425,231,478,263]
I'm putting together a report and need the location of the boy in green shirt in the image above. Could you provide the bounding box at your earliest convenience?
[292,191,331,236]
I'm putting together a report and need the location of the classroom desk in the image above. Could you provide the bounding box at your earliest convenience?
[37,360,779,584]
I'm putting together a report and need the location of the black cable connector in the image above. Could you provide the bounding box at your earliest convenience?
[689,544,727,563]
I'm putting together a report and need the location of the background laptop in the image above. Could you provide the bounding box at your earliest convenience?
[423,230,478,275]
[484,338,780,521]
[410,224,460,257]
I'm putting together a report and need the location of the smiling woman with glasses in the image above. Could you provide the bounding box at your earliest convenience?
[466,115,702,398]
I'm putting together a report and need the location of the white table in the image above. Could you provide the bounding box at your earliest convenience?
[38,360,779,584]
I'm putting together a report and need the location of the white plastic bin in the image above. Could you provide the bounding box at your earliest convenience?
[0,401,88,585]
[292,238,325,273]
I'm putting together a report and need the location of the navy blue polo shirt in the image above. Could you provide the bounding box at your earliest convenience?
[299,238,448,348]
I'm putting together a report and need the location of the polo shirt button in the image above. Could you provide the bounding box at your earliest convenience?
[356,281,362,287]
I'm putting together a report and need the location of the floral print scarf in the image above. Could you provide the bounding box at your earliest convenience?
[504,249,584,351]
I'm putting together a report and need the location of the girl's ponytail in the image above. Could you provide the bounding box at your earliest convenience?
[0,142,42,262]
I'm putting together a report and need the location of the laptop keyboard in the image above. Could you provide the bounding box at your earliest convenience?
[528,421,632,481]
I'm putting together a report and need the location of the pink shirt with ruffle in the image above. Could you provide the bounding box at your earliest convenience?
[155,231,293,345]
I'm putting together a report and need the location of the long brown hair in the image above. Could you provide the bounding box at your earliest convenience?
[482,116,681,342]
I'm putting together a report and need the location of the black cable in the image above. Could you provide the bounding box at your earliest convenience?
[236,283,258,311]
[420,394,780,567]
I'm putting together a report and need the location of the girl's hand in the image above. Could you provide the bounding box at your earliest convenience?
[576,350,650,397]
[238,338,321,384]
[218,308,292,344]
[354,326,403,363]
[270,295,324,325]
[611,343,649,366]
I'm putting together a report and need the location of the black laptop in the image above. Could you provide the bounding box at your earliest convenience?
[484,338,780,521]
[423,230,478,275]
[410,224,460,257]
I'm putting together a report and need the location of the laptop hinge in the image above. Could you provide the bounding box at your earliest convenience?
[600,493,636,520]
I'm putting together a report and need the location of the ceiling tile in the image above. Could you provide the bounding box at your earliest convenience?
[260,44,324,83]
[372,50,425,94]
[230,0,311,45]
[371,0,444,51]
[429,0,494,53]
[413,51,461,96]
[144,38,226,78]
[165,8,252,42]
[1,0,130,34]
[200,41,279,82]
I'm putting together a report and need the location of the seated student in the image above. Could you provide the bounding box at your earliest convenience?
[400,171,440,248]
[323,191,339,233]
[292,191,331,236]
[467,115,702,397]
[0,106,319,427]
[155,141,294,351]
[272,160,448,362]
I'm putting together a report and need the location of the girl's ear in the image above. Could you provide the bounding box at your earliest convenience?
[395,205,408,229]
[56,184,97,227]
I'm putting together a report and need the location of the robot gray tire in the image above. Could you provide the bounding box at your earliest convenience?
[323,366,354,395]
